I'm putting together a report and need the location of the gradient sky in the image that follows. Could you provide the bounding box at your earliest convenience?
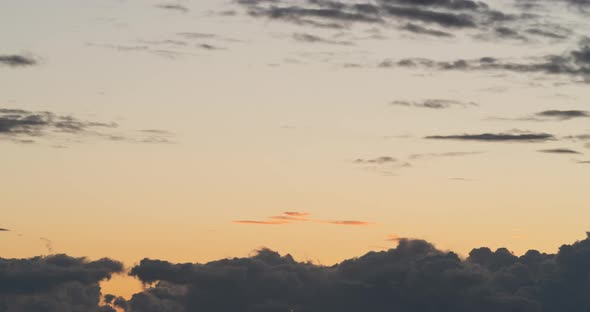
[1,0,590,298]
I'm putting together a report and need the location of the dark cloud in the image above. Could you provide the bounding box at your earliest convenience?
[0,254,123,312]
[525,28,569,40]
[401,23,454,37]
[0,228,9,232]
[492,27,527,40]
[0,108,173,145]
[539,148,582,154]
[392,40,590,81]
[0,55,37,67]
[425,132,555,142]
[0,108,116,138]
[292,33,353,45]
[380,0,489,11]
[578,160,590,164]
[235,0,511,32]
[382,5,477,28]
[536,110,590,120]
[391,99,477,109]
[120,233,590,312]
[491,110,590,122]
[156,4,189,13]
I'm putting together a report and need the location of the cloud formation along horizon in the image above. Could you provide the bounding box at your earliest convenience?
[115,233,590,312]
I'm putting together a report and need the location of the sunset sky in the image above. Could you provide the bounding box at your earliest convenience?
[1,0,590,303]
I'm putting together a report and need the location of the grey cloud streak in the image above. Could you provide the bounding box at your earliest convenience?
[425,132,555,142]
[0,55,37,67]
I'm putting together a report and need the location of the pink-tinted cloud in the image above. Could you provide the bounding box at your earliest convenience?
[233,220,289,225]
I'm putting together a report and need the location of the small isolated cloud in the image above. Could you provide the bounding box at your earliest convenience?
[322,220,373,226]
[292,33,353,45]
[155,4,189,13]
[0,228,10,232]
[284,211,310,217]
[409,151,483,160]
[536,110,590,120]
[538,148,582,154]
[401,23,454,37]
[425,132,555,142]
[354,156,397,164]
[0,108,173,146]
[577,160,590,164]
[0,54,37,67]
[233,212,373,226]
[233,220,290,225]
[491,110,590,122]
[0,108,116,142]
[391,99,477,109]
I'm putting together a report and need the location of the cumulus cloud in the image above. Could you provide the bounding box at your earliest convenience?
[425,132,555,142]
[0,55,37,67]
[118,233,590,312]
[0,254,123,312]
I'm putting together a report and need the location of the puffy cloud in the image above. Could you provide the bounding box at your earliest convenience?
[0,254,123,312]
[119,234,590,312]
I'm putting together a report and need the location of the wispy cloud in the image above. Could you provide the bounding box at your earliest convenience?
[538,148,582,154]
[390,99,477,109]
[233,212,373,226]
[386,40,590,82]
[425,132,555,142]
[156,3,189,13]
[0,108,173,146]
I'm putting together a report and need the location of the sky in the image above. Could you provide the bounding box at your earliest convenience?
[1,0,590,310]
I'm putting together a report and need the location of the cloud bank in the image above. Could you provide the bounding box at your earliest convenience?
[118,233,590,312]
